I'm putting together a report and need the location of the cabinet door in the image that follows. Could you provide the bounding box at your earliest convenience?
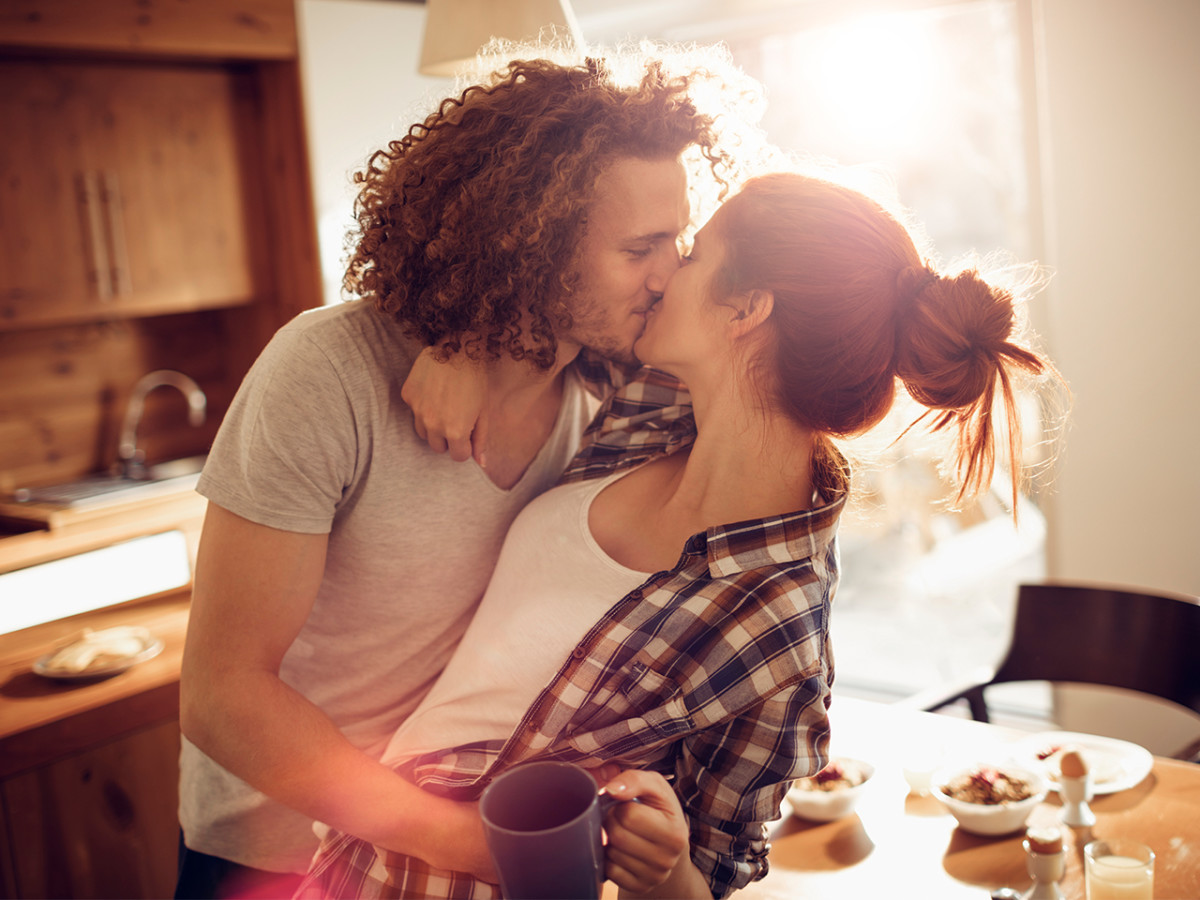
[79,62,257,318]
[0,62,102,326]
[0,60,257,329]
[0,782,16,898]
[1,719,181,900]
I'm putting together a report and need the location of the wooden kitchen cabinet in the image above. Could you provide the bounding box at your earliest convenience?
[0,790,16,898]
[1,720,181,899]
[0,0,321,495]
[0,59,257,330]
[0,61,94,329]
[0,594,192,900]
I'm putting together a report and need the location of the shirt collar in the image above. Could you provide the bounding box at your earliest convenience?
[697,488,847,578]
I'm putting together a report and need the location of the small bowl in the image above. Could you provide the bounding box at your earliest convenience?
[931,762,1048,836]
[786,758,875,822]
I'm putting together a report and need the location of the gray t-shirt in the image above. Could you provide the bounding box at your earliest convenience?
[178,299,594,873]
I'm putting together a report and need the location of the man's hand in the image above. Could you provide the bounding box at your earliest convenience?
[401,345,489,464]
[601,770,691,894]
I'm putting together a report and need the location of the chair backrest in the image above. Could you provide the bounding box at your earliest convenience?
[991,582,1200,715]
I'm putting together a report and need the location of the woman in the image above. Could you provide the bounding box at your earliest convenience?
[302,171,1055,899]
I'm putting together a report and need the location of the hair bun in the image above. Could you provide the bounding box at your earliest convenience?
[895,265,937,309]
[895,271,1007,410]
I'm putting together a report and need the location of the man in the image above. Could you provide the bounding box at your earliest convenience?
[176,47,756,898]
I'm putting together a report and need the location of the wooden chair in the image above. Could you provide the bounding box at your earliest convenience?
[900,582,1200,758]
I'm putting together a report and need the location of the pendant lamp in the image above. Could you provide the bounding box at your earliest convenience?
[419,0,585,76]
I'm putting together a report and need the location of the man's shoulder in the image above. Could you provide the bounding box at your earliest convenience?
[275,300,420,370]
[284,298,400,339]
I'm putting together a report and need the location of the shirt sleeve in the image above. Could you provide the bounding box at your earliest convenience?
[676,680,832,897]
[560,365,695,484]
[196,325,360,533]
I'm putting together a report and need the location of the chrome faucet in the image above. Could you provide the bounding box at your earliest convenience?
[118,370,208,479]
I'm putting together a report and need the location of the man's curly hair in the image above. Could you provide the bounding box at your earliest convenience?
[344,42,767,370]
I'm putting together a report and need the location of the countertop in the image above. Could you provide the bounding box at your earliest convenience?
[0,590,190,779]
[0,489,206,574]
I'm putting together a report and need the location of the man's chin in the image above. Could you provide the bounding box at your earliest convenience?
[586,341,638,368]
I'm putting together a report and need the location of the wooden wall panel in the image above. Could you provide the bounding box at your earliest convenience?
[235,59,324,349]
[0,312,244,492]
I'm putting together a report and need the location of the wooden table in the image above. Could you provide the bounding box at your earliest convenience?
[746,697,1200,899]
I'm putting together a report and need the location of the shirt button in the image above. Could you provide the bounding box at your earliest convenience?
[628,589,643,601]
[571,646,587,659]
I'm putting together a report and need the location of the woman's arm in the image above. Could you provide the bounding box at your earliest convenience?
[180,503,497,880]
[672,683,830,896]
[400,346,489,463]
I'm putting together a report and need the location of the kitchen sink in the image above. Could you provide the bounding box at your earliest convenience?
[10,455,207,509]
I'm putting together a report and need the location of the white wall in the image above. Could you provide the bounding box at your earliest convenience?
[296,0,1200,599]
[296,0,452,305]
[1036,0,1200,597]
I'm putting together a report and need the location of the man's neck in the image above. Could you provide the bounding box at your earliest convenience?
[486,338,580,413]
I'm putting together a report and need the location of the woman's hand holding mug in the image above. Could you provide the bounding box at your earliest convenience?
[600,769,691,893]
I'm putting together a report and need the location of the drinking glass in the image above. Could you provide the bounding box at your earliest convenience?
[1084,838,1154,900]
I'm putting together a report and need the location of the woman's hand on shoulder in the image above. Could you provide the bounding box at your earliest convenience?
[601,769,692,895]
[401,345,489,464]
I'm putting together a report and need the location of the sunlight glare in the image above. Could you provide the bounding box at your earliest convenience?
[804,14,939,154]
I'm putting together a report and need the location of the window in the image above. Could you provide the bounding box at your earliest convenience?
[725,0,1048,702]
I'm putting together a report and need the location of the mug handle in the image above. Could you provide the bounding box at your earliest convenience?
[598,789,642,814]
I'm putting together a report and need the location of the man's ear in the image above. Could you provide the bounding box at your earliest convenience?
[730,289,774,336]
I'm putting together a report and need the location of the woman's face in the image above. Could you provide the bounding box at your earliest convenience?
[633,216,729,375]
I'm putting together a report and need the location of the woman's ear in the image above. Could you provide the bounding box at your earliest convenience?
[730,289,774,337]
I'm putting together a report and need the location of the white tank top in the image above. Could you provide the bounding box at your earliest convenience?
[380,468,649,767]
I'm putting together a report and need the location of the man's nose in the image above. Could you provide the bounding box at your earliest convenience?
[646,245,681,294]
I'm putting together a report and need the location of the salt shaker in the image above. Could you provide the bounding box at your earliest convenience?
[1022,825,1066,900]
[1058,747,1096,827]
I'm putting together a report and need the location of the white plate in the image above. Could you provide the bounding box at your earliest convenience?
[1012,731,1154,795]
[33,630,164,681]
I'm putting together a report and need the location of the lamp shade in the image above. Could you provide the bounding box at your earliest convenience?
[419,0,584,77]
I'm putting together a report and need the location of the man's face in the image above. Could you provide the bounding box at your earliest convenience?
[561,156,691,365]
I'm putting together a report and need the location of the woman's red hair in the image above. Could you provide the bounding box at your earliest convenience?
[715,172,1055,510]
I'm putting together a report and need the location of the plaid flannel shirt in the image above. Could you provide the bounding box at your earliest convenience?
[300,366,845,900]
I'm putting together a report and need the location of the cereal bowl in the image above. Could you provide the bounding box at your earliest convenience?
[786,758,875,822]
[931,762,1048,836]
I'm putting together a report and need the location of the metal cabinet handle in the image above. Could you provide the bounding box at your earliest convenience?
[77,171,113,301]
[100,171,132,297]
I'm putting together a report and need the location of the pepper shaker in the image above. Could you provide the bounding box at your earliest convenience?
[1058,747,1096,827]
[1023,825,1066,900]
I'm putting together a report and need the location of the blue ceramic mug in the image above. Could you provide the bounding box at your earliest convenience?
[479,761,623,900]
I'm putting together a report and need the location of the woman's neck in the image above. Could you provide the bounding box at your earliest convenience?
[670,376,817,528]
[585,375,817,573]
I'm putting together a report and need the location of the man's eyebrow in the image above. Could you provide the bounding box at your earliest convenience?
[625,230,678,243]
